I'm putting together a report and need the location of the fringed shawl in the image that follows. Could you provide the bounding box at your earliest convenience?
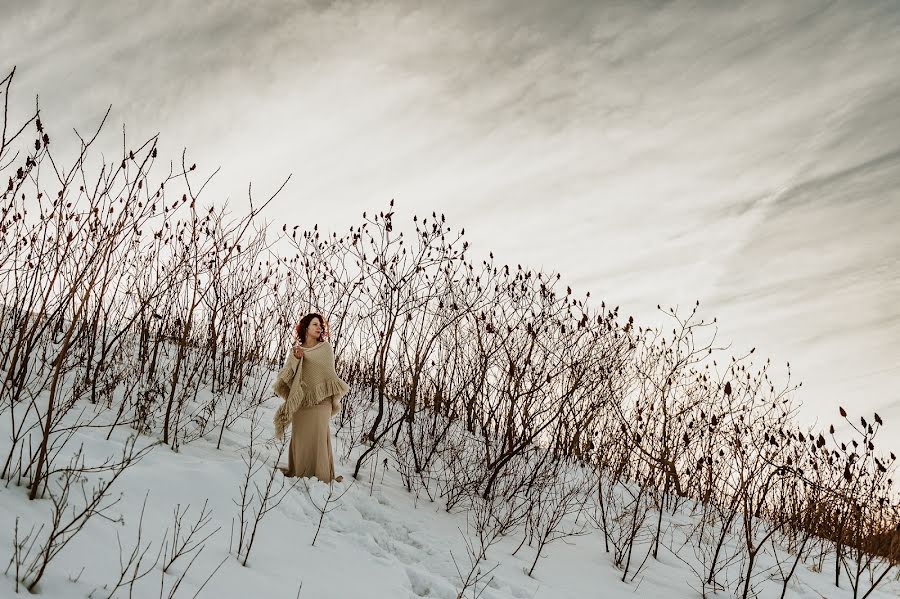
[272,341,349,440]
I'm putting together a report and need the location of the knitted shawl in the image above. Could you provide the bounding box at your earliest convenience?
[272,340,350,440]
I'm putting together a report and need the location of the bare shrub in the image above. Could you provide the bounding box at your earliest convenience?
[9,435,157,593]
[231,408,298,567]
[520,459,592,576]
[303,478,355,546]
[91,492,161,599]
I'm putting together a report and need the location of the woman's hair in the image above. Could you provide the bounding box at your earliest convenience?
[295,313,328,344]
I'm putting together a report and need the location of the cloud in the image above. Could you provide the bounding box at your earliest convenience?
[3,0,899,451]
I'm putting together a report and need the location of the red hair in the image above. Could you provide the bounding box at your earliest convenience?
[295,313,328,343]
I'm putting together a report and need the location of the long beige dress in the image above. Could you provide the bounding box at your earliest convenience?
[287,401,335,480]
[272,340,349,481]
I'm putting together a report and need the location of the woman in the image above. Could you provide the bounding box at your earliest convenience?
[272,313,349,482]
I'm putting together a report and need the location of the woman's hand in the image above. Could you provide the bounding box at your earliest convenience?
[293,345,305,359]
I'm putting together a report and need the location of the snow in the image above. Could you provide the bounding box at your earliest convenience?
[1,364,897,599]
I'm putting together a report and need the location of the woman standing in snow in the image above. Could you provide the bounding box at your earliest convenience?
[272,313,349,482]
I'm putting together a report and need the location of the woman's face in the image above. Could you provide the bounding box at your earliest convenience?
[307,318,322,339]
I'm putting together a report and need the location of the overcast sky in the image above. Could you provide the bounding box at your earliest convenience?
[3,0,899,452]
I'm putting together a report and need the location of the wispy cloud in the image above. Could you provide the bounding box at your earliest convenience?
[3,0,899,448]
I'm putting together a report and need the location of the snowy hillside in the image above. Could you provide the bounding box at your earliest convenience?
[1,76,897,598]
[1,364,897,599]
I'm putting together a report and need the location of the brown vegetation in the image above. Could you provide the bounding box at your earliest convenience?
[1,67,897,597]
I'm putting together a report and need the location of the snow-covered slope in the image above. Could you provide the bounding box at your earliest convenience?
[1,368,897,599]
